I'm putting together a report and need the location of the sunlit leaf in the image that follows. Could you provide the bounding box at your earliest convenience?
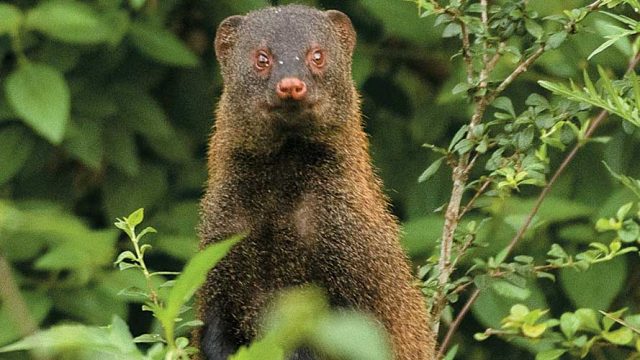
[5,63,70,144]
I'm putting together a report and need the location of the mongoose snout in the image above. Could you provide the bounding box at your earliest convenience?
[276,77,308,101]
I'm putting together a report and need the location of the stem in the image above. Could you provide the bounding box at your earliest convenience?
[488,45,546,104]
[458,178,491,220]
[436,288,480,358]
[131,232,159,308]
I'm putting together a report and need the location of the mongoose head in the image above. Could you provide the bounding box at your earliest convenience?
[214,5,358,146]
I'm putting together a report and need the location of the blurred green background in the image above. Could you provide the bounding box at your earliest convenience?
[1,0,639,359]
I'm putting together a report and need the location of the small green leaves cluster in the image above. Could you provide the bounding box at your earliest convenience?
[476,305,640,360]
[114,209,241,359]
[595,165,640,243]
[602,0,640,11]
[413,0,595,98]
[474,304,550,341]
[485,95,588,194]
[410,3,640,358]
[540,67,640,129]
[545,241,637,271]
[0,209,241,360]
[596,202,640,243]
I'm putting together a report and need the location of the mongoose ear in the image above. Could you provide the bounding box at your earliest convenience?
[215,15,244,66]
[325,10,356,55]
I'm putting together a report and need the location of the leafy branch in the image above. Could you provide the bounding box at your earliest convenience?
[540,67,640,127]
[414,0,605,345]
[440,55,640,360]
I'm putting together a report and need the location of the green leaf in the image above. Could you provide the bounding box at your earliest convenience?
[525,19,544,39]
[231,337,285,360]
[452,82,472,95]
[619,219,640,242]
[418,157,444,183]
[491,280,531,301]
[133,333,164,343]
[492,97,516,117]
[24,0,112,44]
[129,21,198,67]
[560,313,580,339]
[545,31,567,49]
[560,257,627,310]
[602,308,627,331]
[0,125,34,185]
[0,316,143,358]
[156,235,243,341]
[535,349,567,360]
[63,118,103,169]
[313,312,392,360]
[588,28,635,60]
[494,246,510,265]
[603,162,640,199]
[575,308,601,332]
[114,251,137,265]
[127,208,144,229]
[547,243,568,259]
[0,4,22,36]
[602,327,633,345]
[442,22,462,38]
[111,85,173,139]
[526,93,550,108]
[448,125,468,151]
[5,62,70,144]
[522,323,547,338]
[443,344,458,360]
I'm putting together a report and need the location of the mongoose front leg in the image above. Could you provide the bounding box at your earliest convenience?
[200,312,242,360]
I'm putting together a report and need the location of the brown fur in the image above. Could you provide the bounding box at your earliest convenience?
[196,5,435,360]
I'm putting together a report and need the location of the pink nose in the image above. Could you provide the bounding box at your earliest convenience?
[276,77,307,101]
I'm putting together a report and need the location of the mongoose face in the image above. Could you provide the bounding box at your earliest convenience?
[214,5,357,144]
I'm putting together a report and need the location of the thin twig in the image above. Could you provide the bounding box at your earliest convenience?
[458,178,492,220]
[489,45,546,104]
[437,288,481,359]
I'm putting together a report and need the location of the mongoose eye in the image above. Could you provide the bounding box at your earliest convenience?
[255,50,271,71]
[309,48,325,68]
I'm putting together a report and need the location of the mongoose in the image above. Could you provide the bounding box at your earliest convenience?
[196,5,435,360]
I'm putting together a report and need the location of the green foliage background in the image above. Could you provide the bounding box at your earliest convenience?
[1,0,639,359]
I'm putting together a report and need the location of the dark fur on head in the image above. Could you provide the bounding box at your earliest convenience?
[213,5,358,153]
[196,5,435,360]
